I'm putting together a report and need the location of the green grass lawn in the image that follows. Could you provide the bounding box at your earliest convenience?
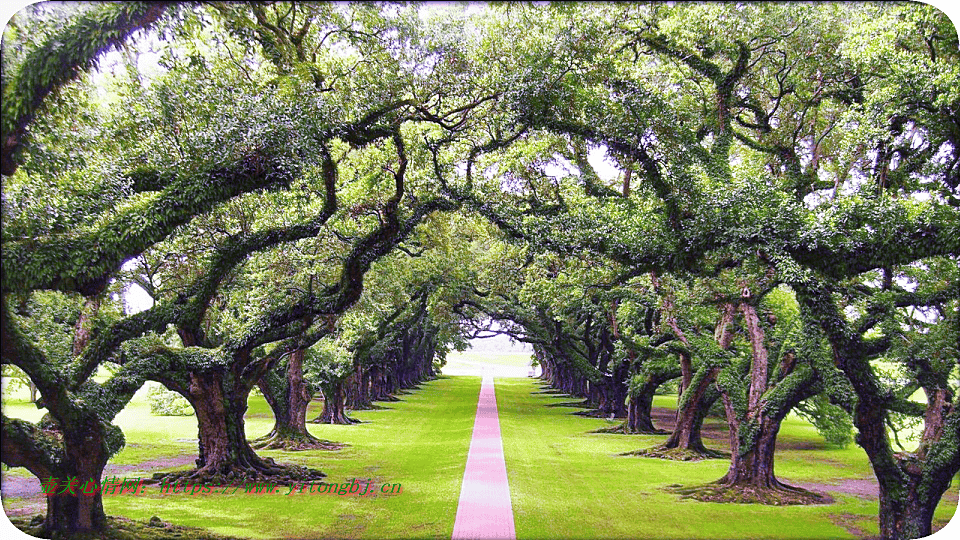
[3,372,958,539]
[104,376,479,539]
[495,377,959,540]
[3,377,481,539]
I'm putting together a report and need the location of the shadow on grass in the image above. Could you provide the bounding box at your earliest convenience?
[545,400,593,409]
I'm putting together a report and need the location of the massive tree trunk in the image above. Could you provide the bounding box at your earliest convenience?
[368,364,396,402]
[254,350,341,450]
[47,436,109,535]
[0,296,115,536]
[660,373,722,456]
[710,401,811,497]
[872,453,954,540]
[346,363,375,410]
[590,332,628,418]
[796,282,960,538]
[676,301,826,503]
[53,423,110,534]
[625,366,724,459]
[311,380,359,425]
[189,372,269,476]
[1,414,112,536]
[625,382,661,433]
[670,386,827,503]
[613,365,678,434]
[671,303,733,449]
[154,367,325,485]
[597,373,628,418]
[631,304,733,458]
[855,388,957,540]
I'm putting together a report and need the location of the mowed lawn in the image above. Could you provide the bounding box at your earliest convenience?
[3,369,958,539]
[495,377,960,540]
[2,376,481,540]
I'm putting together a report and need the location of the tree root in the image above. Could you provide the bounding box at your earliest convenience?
[308,414,361,425]
[622,445,728,461]
[148,457,326,487]
[593,423,669,435]
[348,403,391,411]
[249,432,346,451]
[573,408,624,418]
[664,481,833,505]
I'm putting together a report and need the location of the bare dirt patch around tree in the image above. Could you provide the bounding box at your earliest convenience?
[665,481,834,506]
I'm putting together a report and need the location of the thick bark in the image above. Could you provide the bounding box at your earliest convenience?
[345,363,375,410]
[0,297,115,535]
[625,367,725,460]
[71,297,101,358]
[598,375,628,418]
[855,390,957,540]
[874,459,947,540]
[623,368,678,434]
[1,415,111,535]
[646,304,734,457]
[625,390,660,433]
[311,381,359,425]
[662,374,721,455]
[666,384,829,503]
[255,350,340,450]
[718,399,783,489]
[154,369,325,485]
[797,281,960,538]
[51,428,109,534]
[688,301,826,503]
[189,372,261,475]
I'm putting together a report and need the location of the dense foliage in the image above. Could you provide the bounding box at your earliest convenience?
[1,3,957,539]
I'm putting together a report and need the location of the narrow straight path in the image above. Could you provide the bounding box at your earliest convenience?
[451,375,516,540]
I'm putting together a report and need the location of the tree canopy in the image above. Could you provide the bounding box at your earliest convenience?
[1,3,957,539]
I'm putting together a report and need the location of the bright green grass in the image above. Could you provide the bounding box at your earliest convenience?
[495,377,959,540]
[4,374,958,539]
[101,376,480,539]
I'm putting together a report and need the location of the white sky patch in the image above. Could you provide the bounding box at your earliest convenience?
[541,154,576,178]
[588,145,620,181]
[120,258,154,314]
[124,285,153,315]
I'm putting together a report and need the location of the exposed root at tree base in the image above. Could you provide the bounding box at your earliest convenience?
[148,458,326,487]
[664,481,834,505]
[546,400,592,408]
[249,434,346,451]
[622,446,728,461]
[308,415,362,425]
[573,408,624,418]
[593,423,668,435]
[10,514,243,540]
[347,403,391,411]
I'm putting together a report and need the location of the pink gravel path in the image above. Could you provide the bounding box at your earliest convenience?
[451,375,516,540]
